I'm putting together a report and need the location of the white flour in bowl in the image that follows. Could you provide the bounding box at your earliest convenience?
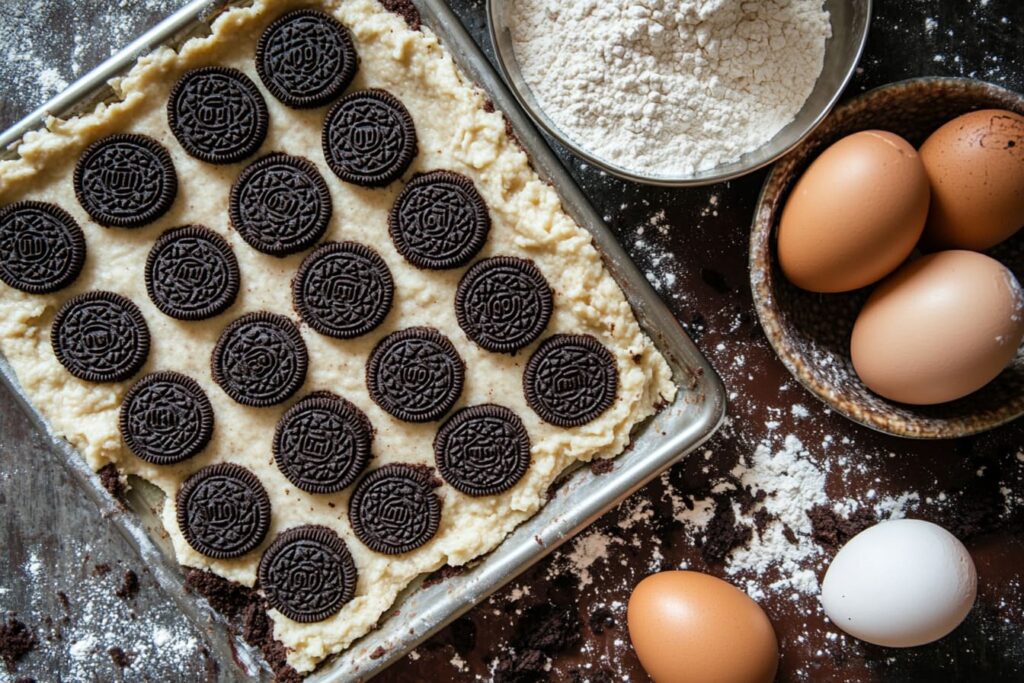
[509,0,832,176]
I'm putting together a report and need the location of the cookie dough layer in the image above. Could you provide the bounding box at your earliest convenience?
[0,0,675,674]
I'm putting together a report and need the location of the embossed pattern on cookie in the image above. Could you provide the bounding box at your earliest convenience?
[145,226,240,321]
[230,153,332,257]
[120,371,214,466]
[259,525,358,623]
[322,89,417,187]
[366,327,464,423]
[73,134,178,228]
[455,256,552,353]
[273,393,373,494]
[523,334,618,427]
[51,291,150,383]
[348,464,441,555]
[293,241,394,339]
[256,9,358,109]
[168,67,269,164]
[389,171,490,270]
[176,463,271,559]
[434,404,531,497]
[212,312,308,407]
[0,201,86,294]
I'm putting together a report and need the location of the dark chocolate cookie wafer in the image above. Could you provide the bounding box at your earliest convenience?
[119,371,214,465]
[349,464,441,555]
[145,226,240,320]
[51,291,150,383]
[256,9,358,109]
[0,201,86,294]
[176,463,271,559]
[455,256,552,353]
[273,393,373,494]
[293,242,394,339]
[523,334,618,427]
[73,134,177,228]
[230,153,332,257]
[212,312,308,407]
[322,89,417,187]
[366,327,464,423]
[168,67,269,164]
[434,404,531,497]
[259,525,358,623]
[388,171,490,270]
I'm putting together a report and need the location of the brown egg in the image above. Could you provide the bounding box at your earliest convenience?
[627,571,778,683]
[778,130,930,293]
[920,109,1024,250]
[851,250,1024,405]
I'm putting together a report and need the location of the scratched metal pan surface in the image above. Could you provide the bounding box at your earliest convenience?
[0,0,726,681]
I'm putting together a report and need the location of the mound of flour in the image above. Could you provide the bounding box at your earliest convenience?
[510,0,831,176]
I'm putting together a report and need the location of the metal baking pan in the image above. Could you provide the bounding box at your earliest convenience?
[0,0,726,680]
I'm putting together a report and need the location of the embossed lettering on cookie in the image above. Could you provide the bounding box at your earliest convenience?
[256,9,359,109]
[434,404,532,497]
[176,463,271,559]
[0,201,86,294]
[366,327,465,423]
[524,334,618,427]
[259,525,358,623]
[145,226,240,321]
[168,67,269,165]
[348,464,442,555]
[322,89,418,187]
[212,312,309,407]
[455,256,552,353]
[73,134,178,228]
[120,371,214,466]
[51,291,150,383]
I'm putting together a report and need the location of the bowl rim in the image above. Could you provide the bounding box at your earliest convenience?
[749,76,1024,439]
[485,0,873,187]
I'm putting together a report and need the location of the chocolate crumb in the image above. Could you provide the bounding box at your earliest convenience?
[0,616,37,673]
[93,563,112,577]
[370,645,387,660]
[379,0,421,30]
[199,645,219,682]
[589,459,614,475]
[115,570,139,600]
[809,504,877,553]
[405,463,443,488]
[108,646,132,668]
[97,463,126,503]
[700,495,752,565]
[588,607,616,635]
[483,99,496,113]
[56,591,70,615]
[422,563,467,588]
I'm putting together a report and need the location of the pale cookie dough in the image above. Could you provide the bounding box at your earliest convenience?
[0,0,675,674]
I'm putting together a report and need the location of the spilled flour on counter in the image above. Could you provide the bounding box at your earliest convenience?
[510,0,831,175]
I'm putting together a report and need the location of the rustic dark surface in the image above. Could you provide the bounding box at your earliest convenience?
[1,1,1023,682]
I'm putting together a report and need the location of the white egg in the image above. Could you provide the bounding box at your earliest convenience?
[820,519,977,647]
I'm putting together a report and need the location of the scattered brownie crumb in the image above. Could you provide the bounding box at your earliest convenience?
[115,570,139,600]
[588,607,616,635]
[14,677,36,683]
[199,645,219,682]
[93,562,112,577]
[56,591,71,615]
[0,616,37,673]
[589,459,614,475]
[483,99,496,113]
[809,504,878,554]
[422,563,467,588]
[108,646,132,668]
[782,525,798,544]
[699,495,752,565]
[97,463,126,503]
[379,0,420,30]
[184,569,251,620]
[370,645,387,660]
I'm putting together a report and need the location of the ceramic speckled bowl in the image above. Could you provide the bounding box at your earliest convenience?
[750,77,1024,439]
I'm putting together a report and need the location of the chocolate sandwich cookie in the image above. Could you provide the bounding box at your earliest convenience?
[51,291,150,383]
[388,171,490,270]
[259,525,358,623]
[145,226,240,320]
[523,334,618,427]
[119,371,214,465]
[212,312,308,407]
[434,404,531,497]
[455,256,552,353]
[348,464,441,555]
[322,89,417,187]
[73,134,177,228]
[273,393,373,494]
[0,201,86,294]
[229,153,332,257]
[293,242,394,339]
[366,327,464,423]
[256,9,358,109]
[176,463,271,559]
[168,67,269,164]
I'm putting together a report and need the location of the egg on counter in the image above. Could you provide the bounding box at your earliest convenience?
[851,250,1024,405]
[920,109,1024,250]
[777,130,930,293]
[821,519,977,648]
[627,571,778,683]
